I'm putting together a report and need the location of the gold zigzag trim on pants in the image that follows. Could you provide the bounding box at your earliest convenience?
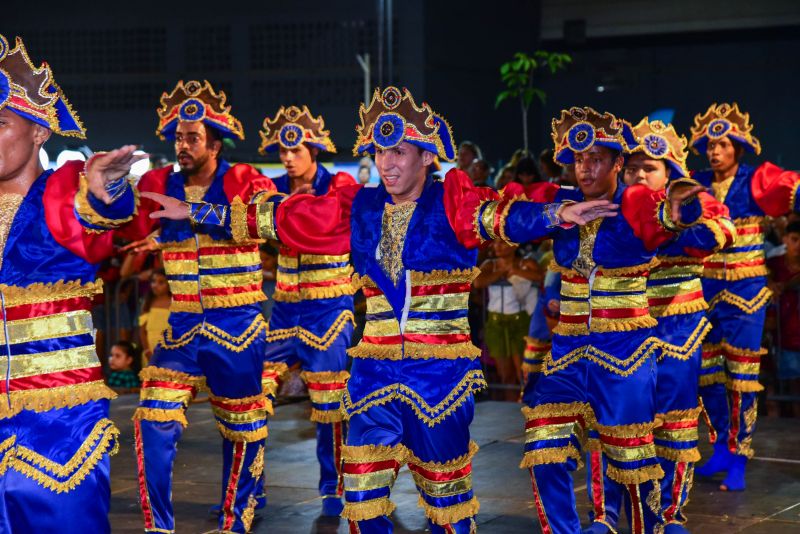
[342,371,487,427]
[706,286,772,314]
[266,310,354,350]
[8,418,119,493]
[544,337,661,377]
[657,317,712,361]
[0,381,117,419]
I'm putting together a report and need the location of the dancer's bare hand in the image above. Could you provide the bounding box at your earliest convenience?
[669,184,706,225]
[141,191,190,220]
[560,200,619,225]
[86,145,148,204]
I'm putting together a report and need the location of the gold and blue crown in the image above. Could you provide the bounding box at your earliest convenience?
[353,86,456,161]
[156,80,244,141]
[689,102,760,155]
[0,34,85,138]
[259,105,336,154]
[621,118,689,178]
[551,107,626,165]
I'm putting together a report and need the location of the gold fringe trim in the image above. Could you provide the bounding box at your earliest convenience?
[0,381,116,419]
[263,361,290,377]
[139,366,206,389]
[0,436,15,476]
[703,265,769,281]
[606,463,663,485]
[343,373,487,427]
[720,341,767,358]
[215,423,268,443]
[132,407,188,427]
[597,258,660,277]
[519,444,582,469]
[655,445,700,463]
[658,318,712,361]
[209,392,266,405]
[273,282,355,302]
[727,379,765,393]
[652,298,708,318]
[521,402,591,422]
[301,370,351,384]
[407,441,479,472]
[497,197,522,246]
[341,497,396,521]
[548,262,580,277]
[593,420,656,438]
[350,273,373,290]
[309,408,346,423]
[410,267,481,285]
[544,338,661,378]
[202,290,267,309]
[553,321,589,336]
[403,342,482,359]
[10,419,119,493]
[347,343,402,359]
[159,323,202,350]
[418,495,480,526]
[590,315,658,333]
[0,279,103,307]
[706,287,772,312]
[267,311,354,350]
[342,443,407,463]
[655,407,702,425]
[698,373,726,387]
[230,196,251,244]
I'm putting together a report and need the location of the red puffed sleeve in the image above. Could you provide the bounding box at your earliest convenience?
[223,163,276,203]
[621,184,673,251]
[43,160,115,263]
[269,184,361,254]
[330,171,358,190]
[114,167,170,242]
[442,168,500,248]
[677,192,736,257]
[751,161,800,216]
[500,181,559,202]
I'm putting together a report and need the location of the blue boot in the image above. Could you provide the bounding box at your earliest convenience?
[720,454,747,491]
[321,496,344,517]
[695,441,733,477]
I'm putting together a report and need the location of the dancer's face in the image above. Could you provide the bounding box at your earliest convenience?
[573,145,623,200]
[0,108,50,182]
[623,153,669,191]
[174,121,220,175]
[375,142,434,203]
[706,136,741,176]
[279,144,318,180]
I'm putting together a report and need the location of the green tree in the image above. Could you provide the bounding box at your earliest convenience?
[496,51,572,154]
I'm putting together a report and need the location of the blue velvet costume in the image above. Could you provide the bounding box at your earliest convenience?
[261,164,355,505]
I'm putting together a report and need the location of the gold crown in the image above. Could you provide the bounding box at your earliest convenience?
[259,105,336,154]
[0,34,85,137]
[689,102,760,155]
[627,118,689,177]
[156,80,244,140]
[551,107,625,164]
[353,86,456,161]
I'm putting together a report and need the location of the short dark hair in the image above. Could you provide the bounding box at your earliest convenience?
[786,221,800,236]
[112,340,142,374]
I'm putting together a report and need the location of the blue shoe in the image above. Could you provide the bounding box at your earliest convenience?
[720,454,747,491]
[581,522,612,534]
[255,494,267,510]
[664,523,690,534]
[695,441,733,477]
[321,496,344,517]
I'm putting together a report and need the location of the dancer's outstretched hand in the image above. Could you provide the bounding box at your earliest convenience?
[560,200,619,225]
[86,145,148,204]
[669,184,706,225]
[141,191,190,220]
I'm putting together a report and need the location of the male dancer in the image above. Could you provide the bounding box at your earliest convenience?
[690,103,800,491]
[582,118,735,534]
[126,80,275,533]
[519,107,727,534]
[257,105,356,516]
[143,87,618,534]
[0,34,146,532]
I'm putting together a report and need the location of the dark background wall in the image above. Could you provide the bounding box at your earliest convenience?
[4,0,800,169]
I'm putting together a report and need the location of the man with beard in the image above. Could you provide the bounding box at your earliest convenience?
[142,86,619,534]
[689,103,800,492]
[256,105,356,516]
[0,34,146,532]
[123,80,276,534]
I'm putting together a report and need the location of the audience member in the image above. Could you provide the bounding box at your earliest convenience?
[138,269,171,366]
[107,340,142,393]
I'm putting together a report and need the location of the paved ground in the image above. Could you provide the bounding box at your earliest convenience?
[108,396,800,533]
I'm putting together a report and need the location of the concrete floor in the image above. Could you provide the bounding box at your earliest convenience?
[108,395,800,533]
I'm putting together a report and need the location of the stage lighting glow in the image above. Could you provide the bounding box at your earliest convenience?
[39,148,50,170]
[56,149,87,168]
[130,150,150,177]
